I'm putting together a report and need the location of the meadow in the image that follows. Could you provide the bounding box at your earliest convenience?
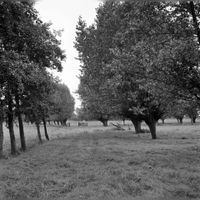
[0,119,200,200]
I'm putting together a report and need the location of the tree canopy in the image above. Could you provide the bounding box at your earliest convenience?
[75,0,200,139]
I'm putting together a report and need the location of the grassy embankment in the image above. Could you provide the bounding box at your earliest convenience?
[0,119,200,200]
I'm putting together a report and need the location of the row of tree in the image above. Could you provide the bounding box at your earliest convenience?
[0,0,74,157]
[75,0,200,139]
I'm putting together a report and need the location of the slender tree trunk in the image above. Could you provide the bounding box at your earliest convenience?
[35,121,42,143]
[180,117,183,124]
[15,93,26,151]
[131,119,142,134]
[0,105,4,158]
[145,119,157,139]
[190,117,196,124]
[188,1,200,46]
[42,117,49,141]
[162,118,165,124]
[7,94,17,155]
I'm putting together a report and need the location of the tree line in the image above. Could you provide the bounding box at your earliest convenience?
[0,0,74,157]
[75,0,200,139]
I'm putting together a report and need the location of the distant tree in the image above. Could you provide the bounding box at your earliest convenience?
[50,83,75,125]
[185,100,199,124]
[170,100,187,124]
[76,106,93,121]
[75,4,122,126]
[23,71,57,143]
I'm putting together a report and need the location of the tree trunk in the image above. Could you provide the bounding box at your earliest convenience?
[7,94,17,155]
[131,119,142,134]
[15,93,26,151]
[191,117,196,124]
[35,121,42,143]
[180,117,183,124]
[188,1,200,46]
[42,117,49,141]
[0,105,4,158]
[162,118,165,124]
[62,119,67,126]
[101,119,108,127]
[145,119,157,139]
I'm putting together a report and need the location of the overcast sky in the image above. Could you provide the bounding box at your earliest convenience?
[35,0,100,108]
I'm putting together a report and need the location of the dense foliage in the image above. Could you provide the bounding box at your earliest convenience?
[75,0,200,139]
[0,0,73,156]
[49,83,75,125]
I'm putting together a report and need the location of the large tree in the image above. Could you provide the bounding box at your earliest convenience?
[101,1,200,100]
[75,3,124,126]
[76,1,175,138]
[0,0,65,154]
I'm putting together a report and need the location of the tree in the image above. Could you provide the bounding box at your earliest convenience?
[75,3,124,126]
[0,0,65,154]
[0,96,4,158]
[49,83,75,125]
[0,51,32,154]
[23,70,57,143]
[185,100,199,123]
[104,0,200,101]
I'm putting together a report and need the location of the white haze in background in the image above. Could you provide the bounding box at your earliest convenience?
[35,0,99,108]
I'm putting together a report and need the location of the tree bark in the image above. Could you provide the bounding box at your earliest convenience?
[7,94,17,155]
[188,1,200,46]
[35,121,42,143]
[42,117,49,141]
[145,119,157,139]
[131,119,142,134]
[0,104,4,158]
[15,93,26,151]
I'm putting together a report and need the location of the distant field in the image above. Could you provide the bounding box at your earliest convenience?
[0,118,200,199]
[2,118,200,153]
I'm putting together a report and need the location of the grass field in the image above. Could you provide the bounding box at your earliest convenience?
[0,119,200,200]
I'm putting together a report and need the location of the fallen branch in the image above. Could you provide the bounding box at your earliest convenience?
[111,123,125,131]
